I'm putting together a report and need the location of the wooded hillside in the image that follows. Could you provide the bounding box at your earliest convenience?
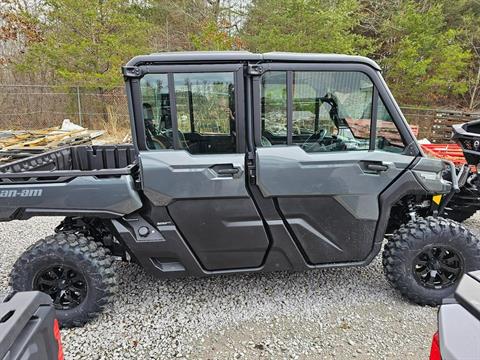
[1,0,480,110]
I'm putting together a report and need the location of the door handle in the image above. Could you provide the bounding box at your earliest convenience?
[216,168,240,175]
[210,164,241,177]
[366,163,389,172]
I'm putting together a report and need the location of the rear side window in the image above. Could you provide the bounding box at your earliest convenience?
[140,74,173,150]
[140,72,237,154]
[174,72,236,154]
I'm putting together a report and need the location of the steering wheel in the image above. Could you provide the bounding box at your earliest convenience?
[301,129,326,150]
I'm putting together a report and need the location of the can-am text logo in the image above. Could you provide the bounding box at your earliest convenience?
[0,189,43,198]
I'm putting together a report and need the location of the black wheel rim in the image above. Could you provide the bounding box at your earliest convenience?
[33,265,87,310]
[413,246,464,289]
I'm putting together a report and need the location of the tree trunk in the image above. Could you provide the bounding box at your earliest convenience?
[469,63,480,110]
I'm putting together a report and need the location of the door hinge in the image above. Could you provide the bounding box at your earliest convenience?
[247,64,265,76]
[122,66,143,78]
[247,152,256,184]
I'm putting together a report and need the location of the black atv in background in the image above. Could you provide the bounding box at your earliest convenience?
[444,120,480,222]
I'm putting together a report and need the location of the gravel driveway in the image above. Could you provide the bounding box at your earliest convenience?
[2,215,479,359]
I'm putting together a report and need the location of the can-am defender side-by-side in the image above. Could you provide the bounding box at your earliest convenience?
[2,52,480,327]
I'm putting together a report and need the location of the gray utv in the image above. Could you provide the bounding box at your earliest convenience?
[2,52,479,327]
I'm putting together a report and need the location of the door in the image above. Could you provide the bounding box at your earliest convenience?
[254,64,417,264]
[134,64,270,271]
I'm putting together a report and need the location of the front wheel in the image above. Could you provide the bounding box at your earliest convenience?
[382,216,480,305]
[10,232,117,328]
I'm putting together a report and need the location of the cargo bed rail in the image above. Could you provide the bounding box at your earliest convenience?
[0,144,137,174]
[0,166,135,183]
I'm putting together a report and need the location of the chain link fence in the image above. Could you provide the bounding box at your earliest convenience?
[0,84,130,131]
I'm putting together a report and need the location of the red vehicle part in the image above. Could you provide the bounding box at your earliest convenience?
[421,144,467,167]
[53,319,64,360]
[429,332,441,360]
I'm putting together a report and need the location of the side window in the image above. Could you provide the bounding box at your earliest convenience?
[375,98,406,153]
[292,71,372,152]
[174,72,236,154]
[260,71,373,152]
[140,72,237,154]
[261,72,287,146]
[140,74,173,150]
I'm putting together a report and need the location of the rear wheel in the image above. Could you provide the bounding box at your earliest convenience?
[382,216,480,305]
[34,264,88,310]
[10,232,117,328]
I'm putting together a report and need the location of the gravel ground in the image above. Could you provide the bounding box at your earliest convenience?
[2,215,480,359]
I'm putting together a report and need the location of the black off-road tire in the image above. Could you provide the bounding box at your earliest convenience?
[9,232,117,328]
[383,216,480,306]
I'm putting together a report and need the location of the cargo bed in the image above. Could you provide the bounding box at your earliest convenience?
[0,144,137,179]
[0,144,142,221]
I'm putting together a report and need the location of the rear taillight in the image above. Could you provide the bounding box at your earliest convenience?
[429,332,441,360]
[53,319,64,360]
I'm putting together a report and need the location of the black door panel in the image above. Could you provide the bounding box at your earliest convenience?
[168,198,269,270]
[141,151,271,271]
[277,197,376,264]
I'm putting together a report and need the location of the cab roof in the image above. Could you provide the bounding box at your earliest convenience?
[126,51,381,71]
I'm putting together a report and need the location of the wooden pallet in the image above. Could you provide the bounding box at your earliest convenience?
[410,109,480,143]
[345,118,419,145]
[0,128,104,163]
